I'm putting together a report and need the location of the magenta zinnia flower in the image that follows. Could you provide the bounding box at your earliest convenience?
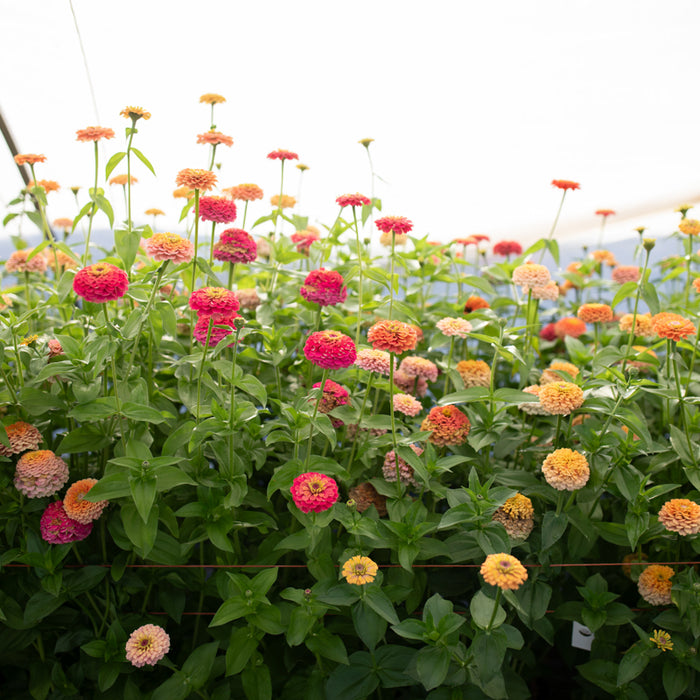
[199,196,238,224]
[193,314,240,347]
[304,330,356,369]
[40,501,93,544]
[300,268,348,306]
[213,228,257,264]
[189,287,240,318]
[73,262,128,303]
[291,472,338,513]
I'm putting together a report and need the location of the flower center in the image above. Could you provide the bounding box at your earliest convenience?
[307,481,323,494]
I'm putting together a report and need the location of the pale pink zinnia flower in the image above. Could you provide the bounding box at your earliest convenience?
[125,624,171,667]
[436,317,473,338]
[393,393,422,417]
[355,349,394,375]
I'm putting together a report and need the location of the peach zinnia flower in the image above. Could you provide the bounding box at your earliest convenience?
[120,106,151,121]
[492,494,535,540]
[456,360,491,388]
[526,281,560,301]
[200,93,226,104]
[125,625,170,668]
[52,217,74,231]
[176,168,217,192]
[464,296,490,314]
[304,330,356,369]
[638,565,674,606]
[393,393,422,417]
[5,249,48,274]
[63,479,108,524]
[619,312,654,337]
[355,349,394,375]
[541,361,579,384]
[612,265,641,284]
[539,381,584,415]
[15,450,69,498]
[342,555,378,585]
[73,263,128,303]
[436,317,472,338]
[679,219,700,236]
[14,153,46,166]
[554,317,587,339]
[651,312,696,341]
[375,215,413,236]
[480,553,528,591]
[196,130,233,147]
[224,183,264,201]
[541,448,589,490]
[270,194,296,209]
[518,385,549,415]
[399,356,438,383]
[145,233,194,264]
[367,320,418,355]
[658,498,700,536]
[0,421,42,457]
[590,249,617,266]
[420,405,470,446]
[76,126,115,142]
[577,303,613,324]
[551,179,580,191]
[291,472,338,513]
[109,174,138,186]
[512,262,550,288]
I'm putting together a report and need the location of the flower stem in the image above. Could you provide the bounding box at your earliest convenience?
[486,588,503,631]
[209,221,216,266]
[228,326,242,477]
[304,367,328,471]
[352,206,364,348]
[191,189,201,290]
[389,231,396,320]
[347,373,374,476]
[388,352,401,498]
[195,321,214,423]
[443,337,455,395]
[538,190,567,264]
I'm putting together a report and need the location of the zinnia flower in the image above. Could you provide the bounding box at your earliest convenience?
[40,501,93,545]
[394,369,428,397]
[383,445,423,484]
[456,360,491,388]
[270,194,296,209]
[679,219,700,236]
[399,356,438,383]
[173,186,194,199]
[0,421,42,457]
[539,381,584,415]
[267,149,299,161]
[145,233,194,264]
[651,312,696,341]
[464,296,490,314]
[125,625,170,668]
[193,314,240,347]
[638,565,674,606]
[380,231,408,246]
[554,317,587,339]
[612,266,641,284]
[189,287,240,318]
[224,183,264,201]
[367,320,418,354]
[480,553,528,591]
[200,93,226,104]
[52,218,74,231]
[144,208,165,217]
[492,494,535,540]
[627,346,657,371]
[525,281,560,301]
[76,126,115,142]
[63,479,108,524]
[197,130,233,147]
[420,405,470,446]
[27,180,60,193]
[577,303,613,324]
[619,313,654,337]
[291,228,319,254]
[176,168,217,192]
[5,249,48,274]
[291,472,338,513]
[14,154,46,166]
[199,196,237,224]
[541,448,589,490]
[304,330,356,369]
[551,179,580,190]
[311,380,349,427]
[436,317,472,338]
[235,288,261,310]
[375,216,413,236]
[300,269,348,306]
[336,193,371,207]
[348,483,387,516]
[48,339,63,358]
[355,349,394,375]
[658,498,700,536]
[512,262,550,288]
[73,263,128,303]
[595,209,615,217]
[120,106,151,121]
[393,393,422,417]
[109,174,138,186]
[650,630,673,652]
[493,240,523,256]
[518,385,549,415]
[541,361,579,384]
[15,450,69,498]
[341,555,378,585]
[213,228,257,264]
[590,249,618,266]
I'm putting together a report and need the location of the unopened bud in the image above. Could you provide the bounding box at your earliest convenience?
[643,238,656,252]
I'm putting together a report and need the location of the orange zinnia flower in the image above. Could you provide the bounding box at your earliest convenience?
[651,312,696,341]
[176,169,217,192]
[577,303,613,324]
[638,565,674,606]
[456,360,491,388]
[679,219,700,236]
[342,555,378,585]
[76,126,115,142]
[420,405,470,446]
[14,153,46,166]
[109,174,138,186]
[144,208,165,217]
[120,106,151,121]
[541,361,579,384]
[63,479,108,524]
[541,448,590,490]
[367,320,418,355]
[27,180,60,193]
[270,194,296,209]
[538,381,584,415]
[554,317,587,339]
[492,495,535,540]
[464,295,490,314]
[200,93,226,104]
[590,249,617,266]
[619,313,654,337]
[224,183,264,201]
[658,498,700,536]
[173,186,194,200]
[480,553,528,590]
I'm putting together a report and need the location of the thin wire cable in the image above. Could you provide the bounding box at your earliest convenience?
[69,0,100,124]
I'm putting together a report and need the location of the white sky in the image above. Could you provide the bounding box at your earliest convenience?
[1,0,699,254]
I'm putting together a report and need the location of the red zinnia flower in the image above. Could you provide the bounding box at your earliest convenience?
[199,196,237,224]
[595,209,616,217]
[291,472,338,513]
[551,179,580,191]
[300,268,348,306]
[189,287,240,318]
[336,193,371,208]
[304,330,356,369]
[213,229,257,264]
[267,149,299,161]
[73,263,128,303]
[375,216,413,236]
[493,240,523,256]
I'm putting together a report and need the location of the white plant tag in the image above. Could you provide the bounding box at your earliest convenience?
[571,621,594,650]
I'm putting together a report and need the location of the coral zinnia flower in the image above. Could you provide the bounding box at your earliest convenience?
[367,320,418,355]
[291,472,338,513]
[300,268,348,306]
[679,219,700,236]
[145,232,194,263]
[464,296,490,314]
[420,405,470,446]
[342,555,378,585]
[200,93,226,104]
[189,287,240,318]
[611,265,640,284]
[304,331,356,369]
[541,448,589,490]
[554,317,587,339]
[551,179,580,190]
[63,479,108,524]
[193,314,240,347]
[40,501,93,544]
[76,126,115,142]
[0,421,42,457]
[577,303,613,324]
[15,450,69,498]
[348,483,387,516]
[638,565,674,605]
[393,393,422,417]
[125,625,170,668]
[176,168,217,192]
[512,262,551,287]
[493,240,523,256]
[224,183,264,201]
[375,215,413,236]
[399,356,438,383]
[650,630,673,652]
[199,196,237,223]
[336,193,371,208]
[456,360,491,388]
[267,149,299,161]
[291,229,319,254]
[480,553,528,590]
[120,106,151,121]
[492,494,535,540]
[5,249,48,274]
[73,263,128,303]
[658,498,700,536]
[436,317,472,338]
[196,130,233,147]
[619,312,654,337]
[213,229,257,264]
[539,381,584,415]
[541,361,579,384]
[595,209,615,217]
[27,180,60,193]
[651,312,696,341]
[14,153,46,166]
[355,349,394,375]
[109,174,138,186]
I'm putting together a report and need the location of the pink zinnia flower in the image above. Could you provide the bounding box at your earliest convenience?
[125,624,170,668]
[199,196,238,224]
[311,379,349,427]
[375,216,413,236]
[267,149,299,161]
[40,501,93,544]
[393,369,428,397]
[291,229,320,255]
[291,472,338,513]
[493,240,523,257]
[300,268,348,306]
[393,393,422,417]
[193,314,240,347]
[355,349,394,375]
[145,232,194,264]
[304,331,356,369]
[398,356,438,383]
[213,228,257,264]
[336,193,371,208]
[15,450,69,498]
[383,445,423,485]
[436,317,472,339]
[73,262,128,303]
[189,287,240,318]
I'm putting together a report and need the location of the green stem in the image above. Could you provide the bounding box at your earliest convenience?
[195,321,215,423]
[352,206,364,348]
[228,326,242,477]
[670,338,697,468]
[209,221,216,266]
[443,337,455,394]
[486,588,503,631]
[538,190,567,264]
[126,128,135,232]
[388,352,401,497]
[621,247,651,371]
[347,373,374,475]
[227,263,235,290]
[304,368,328,471]
[241,201,249,229]
[191,189,201,290]
[389,231,396,320]
[685,233,693,309]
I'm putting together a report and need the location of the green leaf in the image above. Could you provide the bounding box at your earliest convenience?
[463,275,495,296]
[226,627,258,676]
[84,472,130,501]
[131,147,156,176]
[642,281,660,315]
[663,659,691,700]
[57,426,111,454]
[121,401,167,424]
[470,590,505,629]
[612,281,639,310]
[305,628,349,665]
[352,599,386,651]
[121,502,159,557]
[210,596,250,627]
[364,587,399,625]
[130,475,157,523]
[241,662,272,700]
[617,642,649,686]
[181,641,218,689]
[105,152,127,179]
[541,511,568,549]
[414,645,451,691]
[325,652,378,700]
[151,674,190,700]
[114,229,141,271]
[95,194,114,228]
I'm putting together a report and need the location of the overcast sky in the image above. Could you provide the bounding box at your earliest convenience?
[1,0,699,257]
